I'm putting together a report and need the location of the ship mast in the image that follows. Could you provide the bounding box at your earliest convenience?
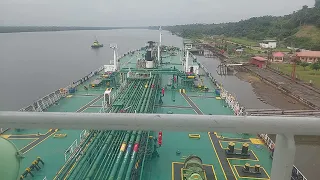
[158,26,162,64]
[110,44,118,71]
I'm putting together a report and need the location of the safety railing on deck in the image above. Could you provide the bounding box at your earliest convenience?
[64,139,78,162]
[259,134,307,180]
[19,65,105,113]
[198,62,244,116]
[196,55,308,180]
[0,65,106,135]
[64,130,89,162]
[0,65,99,134]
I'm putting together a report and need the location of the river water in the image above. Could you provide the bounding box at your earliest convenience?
[0,29,317,179]
[0,29,182,111]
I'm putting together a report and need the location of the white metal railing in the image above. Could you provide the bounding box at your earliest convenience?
[259,134,275,151]
[259,134,307,180]
[79,130,89,143]
[17,65,105,113]
[64,130,90,162]
[43,176,47,180]
[64,139,78,162]
[218,85,244,116]
[111,79,128,103]
[200,60,244,116]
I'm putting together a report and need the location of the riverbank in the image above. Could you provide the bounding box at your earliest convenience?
[235,71,309,110]
[270,63,320,88]
[196,56,319,179]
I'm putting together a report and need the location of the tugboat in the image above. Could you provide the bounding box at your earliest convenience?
[91,39,103,48]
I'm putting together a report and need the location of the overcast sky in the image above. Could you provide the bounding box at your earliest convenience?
[0,0,316,26]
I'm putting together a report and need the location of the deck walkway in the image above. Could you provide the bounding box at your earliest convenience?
[180,92,203,114]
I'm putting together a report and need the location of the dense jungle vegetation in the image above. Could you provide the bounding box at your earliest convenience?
[153,1,320,50]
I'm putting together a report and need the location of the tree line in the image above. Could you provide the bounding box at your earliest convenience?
[152,1,320,50]
[0,26,147,33]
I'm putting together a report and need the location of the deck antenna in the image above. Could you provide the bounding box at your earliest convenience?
[158,26,162,64]
[110,44,118,71]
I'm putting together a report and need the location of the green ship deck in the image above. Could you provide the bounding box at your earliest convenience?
[2,45,273,180]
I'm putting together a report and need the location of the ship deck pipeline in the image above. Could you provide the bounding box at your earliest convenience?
[54,75,160,180]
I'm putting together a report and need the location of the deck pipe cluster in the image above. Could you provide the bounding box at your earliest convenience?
[58,75,159,180]
[56,81,140,179]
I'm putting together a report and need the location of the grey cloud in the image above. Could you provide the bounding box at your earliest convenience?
[0,0,316,26]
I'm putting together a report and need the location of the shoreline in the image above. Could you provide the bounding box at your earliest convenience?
[235,70,310,110]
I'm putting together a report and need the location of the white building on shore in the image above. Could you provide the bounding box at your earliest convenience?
[259,40,277,49]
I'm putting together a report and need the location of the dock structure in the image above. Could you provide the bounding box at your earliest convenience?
[242,65,320,110]
[246,109,320,116]
[201,42,320,111]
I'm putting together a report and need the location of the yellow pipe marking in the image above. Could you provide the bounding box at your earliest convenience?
[188,134,200,138]
[22,129,57,154]
[210,164,218,180]
[251,151,259,161]
[172,162,174,180]
[233,165,270,180]
[180,92,204,115]
[64,163,76,180]
[8,138,37,140]
[0,135,10,139]
[19,129,55,151]
[227,159,238,180]
[249,138,265,145]
[218,140,224,149]
[216,132,246,140]
[207,132,228,180]
[173,161,216,166]
[2,133,43,137]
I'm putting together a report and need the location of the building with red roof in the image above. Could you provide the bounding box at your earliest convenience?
[250,56,268,68]
[272,52,285,62]
[296,51,320,63]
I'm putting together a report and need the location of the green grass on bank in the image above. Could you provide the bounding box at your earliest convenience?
[225,37,258,46]
[269,63,320,88]
[295,25,320,43]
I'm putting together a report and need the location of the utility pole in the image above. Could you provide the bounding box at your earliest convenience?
[291,55,297,82]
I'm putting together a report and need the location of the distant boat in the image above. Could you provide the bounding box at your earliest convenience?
[91,40,103,48]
